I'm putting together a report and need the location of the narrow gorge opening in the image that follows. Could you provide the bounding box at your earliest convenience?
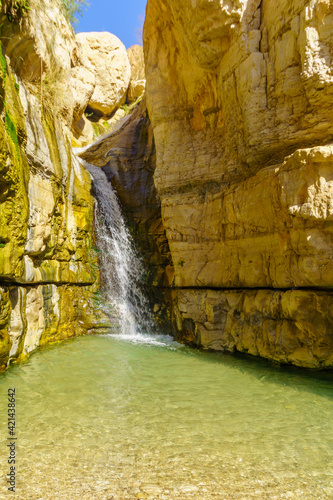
[80,159,153,337]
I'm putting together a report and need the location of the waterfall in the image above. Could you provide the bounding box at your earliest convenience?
[79,159,152,336]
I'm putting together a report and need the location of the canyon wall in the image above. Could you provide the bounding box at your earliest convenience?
[1,0,332,371]
[143,0,333,368]
[0,0,109,371]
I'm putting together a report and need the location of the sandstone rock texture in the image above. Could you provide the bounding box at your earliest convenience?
[70,39,146,148]
[76,32,131,116]
[173,289,333,369]
[128,79,146,103]
[70,42,96,124]
[0,0,108,372]
[127,45,145,81]
[127,44,146,103]
[71,33,136,147]
[144,0,333,368]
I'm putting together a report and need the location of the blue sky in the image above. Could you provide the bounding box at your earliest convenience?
[77,0,147,48]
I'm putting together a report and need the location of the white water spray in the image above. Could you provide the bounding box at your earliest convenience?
[80,159,152,336]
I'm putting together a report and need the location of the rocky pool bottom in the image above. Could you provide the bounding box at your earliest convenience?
[0,333,333,500]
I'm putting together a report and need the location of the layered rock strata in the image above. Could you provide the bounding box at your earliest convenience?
[0,0,108,371]
[143,0,333,367]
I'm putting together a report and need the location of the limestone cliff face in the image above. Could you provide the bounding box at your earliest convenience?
[144,0,333,367]
[0,0,107,371]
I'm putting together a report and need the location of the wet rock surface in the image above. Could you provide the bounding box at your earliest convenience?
[80,100,174,329]
[0,0,108,371]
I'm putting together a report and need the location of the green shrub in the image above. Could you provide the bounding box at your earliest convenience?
[61,0,90,28]
[0,0,30,22]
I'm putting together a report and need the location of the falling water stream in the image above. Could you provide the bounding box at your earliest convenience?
[0,160,333,499]
[82,159,152,336]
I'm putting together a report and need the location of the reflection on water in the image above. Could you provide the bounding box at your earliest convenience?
[0,334,333,499]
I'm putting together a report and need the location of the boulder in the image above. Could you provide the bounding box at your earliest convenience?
[127,44,145,81]
[76,31,131,116]
[127,45,145,102]
[72,113,95,146]
[70,41,96,124]
[128,79,146,102]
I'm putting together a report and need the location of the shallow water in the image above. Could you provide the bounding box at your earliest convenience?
[1,334,333,499]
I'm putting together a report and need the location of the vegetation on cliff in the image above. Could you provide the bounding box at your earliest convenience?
[61,0,89,27]
[0,0,89,27]
[0,0,110,372]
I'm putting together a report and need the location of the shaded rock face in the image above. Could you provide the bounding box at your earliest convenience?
[144,0,333,367]
[0,1,108,372]
[80,100,174,329]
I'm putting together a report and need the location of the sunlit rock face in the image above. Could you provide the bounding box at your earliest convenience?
[167,0,261,69]
[127,45,145,81]
[127,45,146,102]
[144,0,333,367]
[0,0,108,372]
[76,32,131,116]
